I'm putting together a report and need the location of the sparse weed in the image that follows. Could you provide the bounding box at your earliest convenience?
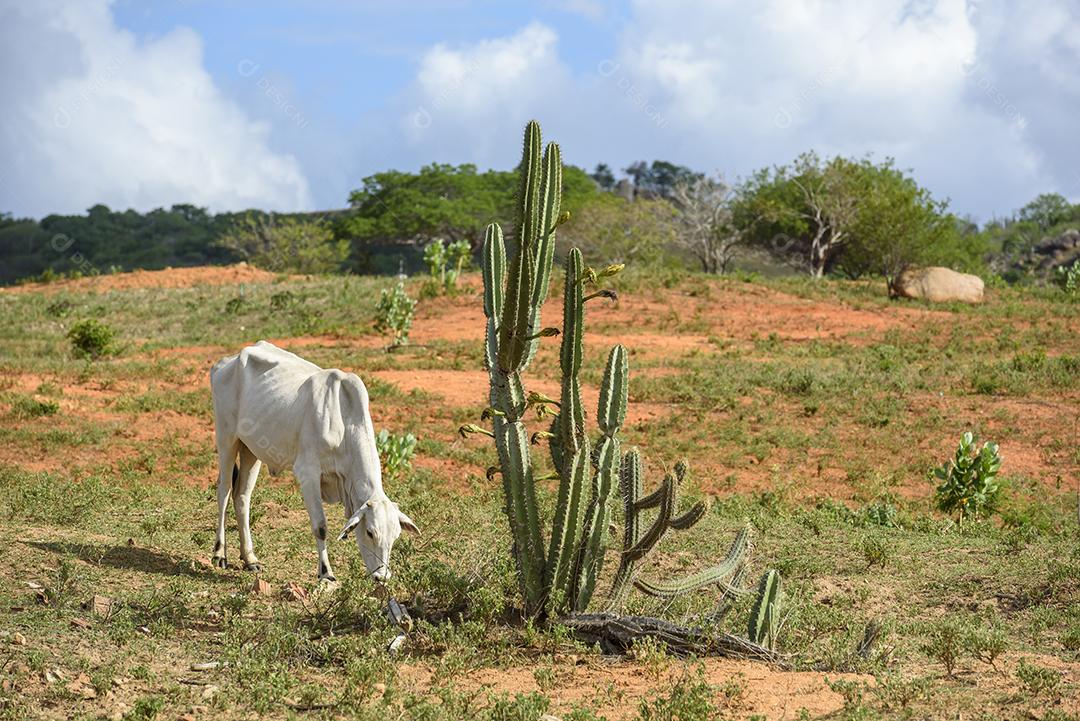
[967,619,1008,672]
[123,696,166,721]
[637,665,717,721]
[921,618,966,676]
[630,635,671,682]
[1016,658,1062,695]
[861,533,890,569]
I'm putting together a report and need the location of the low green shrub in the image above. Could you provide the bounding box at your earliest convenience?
[375,282,416,348]
[931,431,1001,526]
[921,617,966,676]
[1055,262,1078,296]
[67,318,116,359]
[8,395,60,419]
[637,666,717,721]
[1016,658,1062,695]
[376,429,418,479]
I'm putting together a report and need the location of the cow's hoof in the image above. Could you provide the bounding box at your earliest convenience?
[315,576,338,592]
[243,561,263,572]
[211,556,228,569]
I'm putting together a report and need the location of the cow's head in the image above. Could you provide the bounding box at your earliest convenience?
[338,497,419,582]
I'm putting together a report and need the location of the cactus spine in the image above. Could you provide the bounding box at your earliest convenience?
[476,121,750,618]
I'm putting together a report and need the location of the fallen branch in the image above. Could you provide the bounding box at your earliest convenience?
[562,612,786,665]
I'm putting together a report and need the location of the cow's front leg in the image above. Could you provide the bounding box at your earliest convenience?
[295,461,335,582]
[213,442,239,569]
[234,444,263,571]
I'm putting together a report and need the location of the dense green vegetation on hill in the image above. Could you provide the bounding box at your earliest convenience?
[2,158,1078,287]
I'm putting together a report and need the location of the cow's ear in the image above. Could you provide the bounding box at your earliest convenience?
[338,513,362,541]
[398,510,420,535]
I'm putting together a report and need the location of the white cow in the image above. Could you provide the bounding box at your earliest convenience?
[209,341,418,583]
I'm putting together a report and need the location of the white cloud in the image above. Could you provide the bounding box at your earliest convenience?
[401,23,570,164]
[386,0,1079,220]
[609,0,1080,216]
[0,0,311,218]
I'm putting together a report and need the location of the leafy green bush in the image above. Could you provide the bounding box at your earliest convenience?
[8,395,60,419]
[66,318,116,359]
[376,429,417,479]
[931,432,1001,526]
[422,238,472,295]
[1055,262,1079,296]
[375,282,416,347]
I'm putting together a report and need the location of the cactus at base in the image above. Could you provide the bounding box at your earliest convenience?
[747,569,783,650]
[476,120,752,618]
[605,456,725,611]
[633,526,751,599]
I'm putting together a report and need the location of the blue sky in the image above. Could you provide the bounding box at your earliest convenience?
[3,0,1079,221]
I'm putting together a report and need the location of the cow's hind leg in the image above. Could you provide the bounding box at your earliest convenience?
[234,443,263,571]
[294,458,335,582]
[212,440,239,569]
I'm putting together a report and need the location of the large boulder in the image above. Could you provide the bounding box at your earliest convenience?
[894,267,985,303]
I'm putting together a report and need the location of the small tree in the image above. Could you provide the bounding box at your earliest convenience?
[559,195,677,267]
[737,153,865,278]
[670,175,742,274]
[216,214,347,274]
[838,162,966,293]
[931,432,1002,527]
[1017,193,1074,232]
[375,282,416,348]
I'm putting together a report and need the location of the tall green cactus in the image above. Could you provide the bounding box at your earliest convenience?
[468,120,750,618]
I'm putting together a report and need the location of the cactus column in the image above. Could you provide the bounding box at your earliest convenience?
[470,120,751,619]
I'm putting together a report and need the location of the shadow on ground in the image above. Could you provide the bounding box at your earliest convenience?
[26,540,233,584]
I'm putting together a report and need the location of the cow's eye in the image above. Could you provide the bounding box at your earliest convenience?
[366,529,374,539]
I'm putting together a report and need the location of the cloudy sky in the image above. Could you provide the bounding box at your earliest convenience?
[1,0,1077,222]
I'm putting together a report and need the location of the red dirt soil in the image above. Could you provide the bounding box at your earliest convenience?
[400,658,870,719]
[0,262,287,295]
[3,266,1076,500]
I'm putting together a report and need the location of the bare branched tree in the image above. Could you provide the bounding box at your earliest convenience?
[670,176,742,274]
[788,160,861,279]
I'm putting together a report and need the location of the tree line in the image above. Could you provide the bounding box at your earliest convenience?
[2,156,1076,287]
